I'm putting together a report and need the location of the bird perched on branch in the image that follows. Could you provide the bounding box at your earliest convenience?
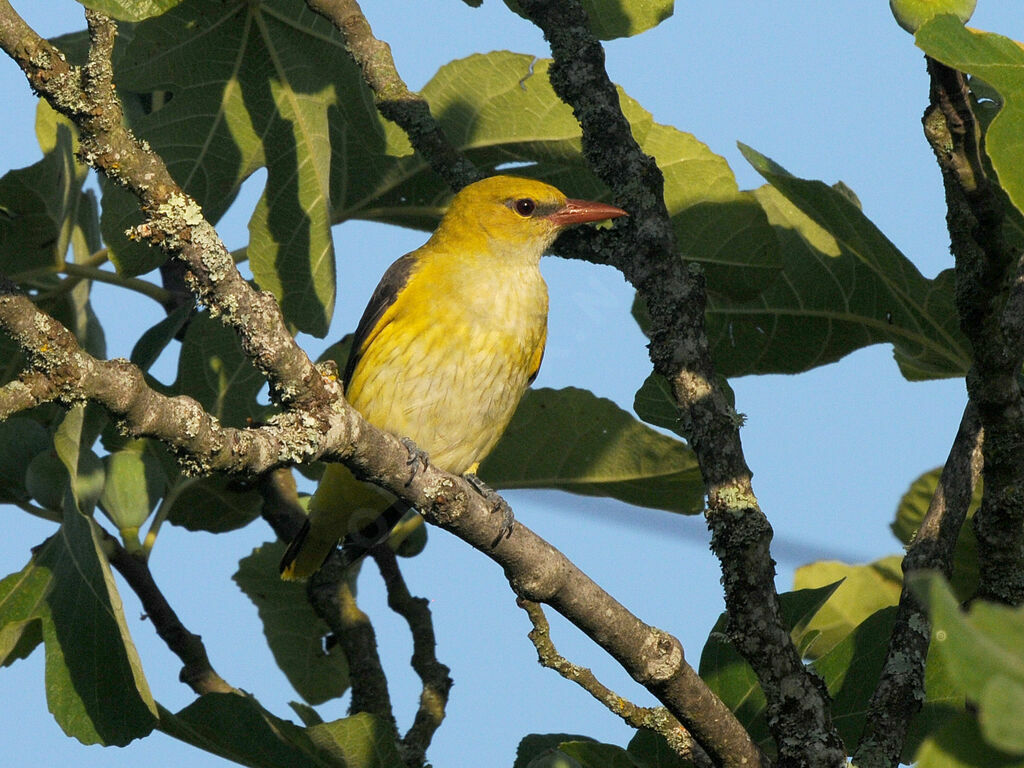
[280,174,627,580]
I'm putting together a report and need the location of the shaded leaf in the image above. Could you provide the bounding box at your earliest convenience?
[811,607,899,751]
[175,311,268,427]
[558,741,639,768]
[480,387,703,515]
[627,727,694,768]
[234,542,349,706]
[916,17,1024,217]
[0,417,51,504]
[32,497,158,745]
[307,712,406,768]
[914,711,1024,768]
[77,0,184,22]
[158,694,343,768]
[792,556,903,658]
[892,466,981,599]
[515,734,597,768]
[130,302,193,373]
[710,147,969,380]
[165,474,263,533]
[913,573,1024,756]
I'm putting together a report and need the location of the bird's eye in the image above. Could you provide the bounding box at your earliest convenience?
[513,198,536,217]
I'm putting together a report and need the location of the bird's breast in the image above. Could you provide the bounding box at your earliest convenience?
[346,255,548,474]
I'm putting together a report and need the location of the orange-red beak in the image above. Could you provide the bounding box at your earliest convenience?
[544,198,628,227]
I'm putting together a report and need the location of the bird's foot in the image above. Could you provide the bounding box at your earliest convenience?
[401,437,429,486]
[465,473,515,543]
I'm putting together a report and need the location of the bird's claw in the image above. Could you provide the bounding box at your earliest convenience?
[401,437,429,486]
[465,473,515,543]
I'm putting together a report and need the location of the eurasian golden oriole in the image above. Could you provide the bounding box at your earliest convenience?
[280,175,626,580]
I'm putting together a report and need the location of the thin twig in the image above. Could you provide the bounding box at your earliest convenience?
[106,536,236,695]
[854,403,982,767]
[517,598,712,768]
[372,547,452,768]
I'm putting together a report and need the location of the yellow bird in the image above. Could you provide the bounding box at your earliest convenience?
[280,175,627,580]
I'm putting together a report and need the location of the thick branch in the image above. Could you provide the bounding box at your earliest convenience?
[305,0,480,191]
[924,58,1024,605]
[372,548,452,768]
[0,286,332,477]
[107,537,235,695]
[515,1,843,765]
[518,598,711,768]
[853,403,982,767]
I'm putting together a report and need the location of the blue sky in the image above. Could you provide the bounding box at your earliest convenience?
[0,1,1020,766]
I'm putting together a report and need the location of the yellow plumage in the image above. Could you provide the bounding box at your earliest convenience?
[280,175,626,580]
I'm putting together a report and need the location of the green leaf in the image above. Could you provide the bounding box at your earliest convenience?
[716,146,970,380]
[892,466,981,599]
[351,54,777,300]
[479,387,703,515]
[792,556,903,658]
[306,712,406,768]
[158,694,345,768]
[174,311,269,427]
[913,573,1024,756]
[52,404,106,514]
[107,0,384,334]
[130,302,193,373]
[99,449,168,533]
[0,122,84,276]
[33,497,158,745]
[76,0,184,22]
[234,542,350,706]
[913,711,1024,768]
[0,560,49,667]
[627,727,694,768]
[0,417,51,504]
[811,607,899,751]
[165,474,263,533]
[557,741,639,768]
[503,0,674,41]
[916,17,1024,217]
[516,734,598,768]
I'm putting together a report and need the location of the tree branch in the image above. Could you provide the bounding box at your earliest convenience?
[372,547,453,768]
[515,1,843,765]
[309,556,397,732]
[0,2,330,412]
[853,402,982,767]
[517,597,712,768]
[923,58,1024,606]
[106,535,236,695]
[304,0,481,192]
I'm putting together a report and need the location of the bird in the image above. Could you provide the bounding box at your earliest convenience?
[279,174,627,580]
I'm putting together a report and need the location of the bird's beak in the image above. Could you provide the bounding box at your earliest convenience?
[545,198,628,227]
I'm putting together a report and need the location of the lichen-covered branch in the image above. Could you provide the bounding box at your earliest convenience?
[923,58,1024,606]
[372,548,452,767]
[853,403,982,767]
[304,0,481,192]
[0,284,331,476]
[0,3,329,413]
[515,1,843,765]
[517,598,711,768]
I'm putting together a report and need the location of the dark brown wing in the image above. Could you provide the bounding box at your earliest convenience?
[342,252,419,390]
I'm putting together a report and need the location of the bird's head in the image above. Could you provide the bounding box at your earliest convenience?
[432,175,627,259]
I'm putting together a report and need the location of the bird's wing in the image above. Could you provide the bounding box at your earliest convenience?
[343,252,420,389]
